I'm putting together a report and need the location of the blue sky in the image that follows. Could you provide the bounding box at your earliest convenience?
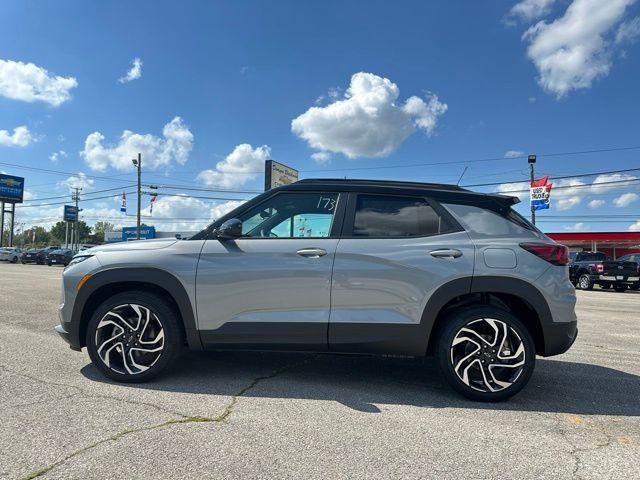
[1,0,640,233]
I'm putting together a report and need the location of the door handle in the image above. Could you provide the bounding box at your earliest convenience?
[296,248,327,258]
[430,249,463,259]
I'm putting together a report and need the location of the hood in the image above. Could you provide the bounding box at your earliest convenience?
[82,238,178,255]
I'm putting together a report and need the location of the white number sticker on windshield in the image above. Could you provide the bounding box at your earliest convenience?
[317,196,336,211]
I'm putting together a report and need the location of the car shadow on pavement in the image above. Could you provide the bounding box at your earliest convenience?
[81,351,640,416]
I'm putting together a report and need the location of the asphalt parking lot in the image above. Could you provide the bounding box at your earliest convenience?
[1,263,638,480]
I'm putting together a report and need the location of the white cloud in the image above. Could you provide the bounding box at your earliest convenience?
[616,16,640,43]
[0,59,77,106]
[504,150,524,158]
[81,116,194,171]
[628,220,640,231]
[523,0,636,97]
[57,172,95,191]
[613,192,639,207]
[197,144,270,189]
[118,58,143,84]
[144,194,245,231]
[49,150,67,163]
[292,72,447,158]
[563,222,588,231]
[587,199,605,209]
[0,125,33,147]
[506,0,557,24]
[495,173,637,211]
[311,151,332,165]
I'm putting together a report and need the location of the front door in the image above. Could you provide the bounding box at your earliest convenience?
[196,191,344,351]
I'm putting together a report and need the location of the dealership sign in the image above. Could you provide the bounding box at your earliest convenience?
[122,226,156,241]
[264,160,299,191]
[530,176,552,211]
[0,173,25,203]
[64,205,79,222]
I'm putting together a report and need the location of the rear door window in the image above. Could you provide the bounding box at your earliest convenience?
[351,194,450,237]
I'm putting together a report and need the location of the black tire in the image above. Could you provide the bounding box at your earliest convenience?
[600,282,611,290]
[630,283,640,291]
[436,306,536,402]
[578,274,593,290]
[11,256,18,264]
[86,291,183,382]
[613,284,627,293]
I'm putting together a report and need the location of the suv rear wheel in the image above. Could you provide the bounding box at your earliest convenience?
[436,306,535,402]
[613,284,627,293]
[86,291,183,382]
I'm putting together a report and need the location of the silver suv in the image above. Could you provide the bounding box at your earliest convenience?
[56,179,577,401]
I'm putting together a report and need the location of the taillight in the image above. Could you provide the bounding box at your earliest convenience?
[595,264,604,273]
[519,243,569,266]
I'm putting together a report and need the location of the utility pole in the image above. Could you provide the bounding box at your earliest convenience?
[528,154,537,225]
[133,153,141,240]
[72,187,82,251]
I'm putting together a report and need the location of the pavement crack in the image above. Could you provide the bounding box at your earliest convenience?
[215,355,316,422]
[18,415,213,480]
[0,365,185,417]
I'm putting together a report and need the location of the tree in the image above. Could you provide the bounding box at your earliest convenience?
[50,220,92,245]
[90,221,115,244]
[22,226,51,247]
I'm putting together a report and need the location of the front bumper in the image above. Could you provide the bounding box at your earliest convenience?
[54,324,81,351]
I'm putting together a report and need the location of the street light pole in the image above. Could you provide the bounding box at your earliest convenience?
[528,154,537,225]
[133,153,141,240]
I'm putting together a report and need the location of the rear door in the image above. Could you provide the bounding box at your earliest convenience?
[328,193,474,356]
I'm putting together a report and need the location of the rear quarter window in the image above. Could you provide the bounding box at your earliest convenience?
[443,203,545,239]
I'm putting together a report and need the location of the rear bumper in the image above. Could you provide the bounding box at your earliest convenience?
[595,275,640,283]
[540,320,578,357]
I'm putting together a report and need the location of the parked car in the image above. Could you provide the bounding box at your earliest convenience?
[0,247,22,263]
[615,253,640,290]
[38,246,62,265]
[55,179,578,402]
[47,248,74,266]
[569,251,639,292]
[21,248,44,264]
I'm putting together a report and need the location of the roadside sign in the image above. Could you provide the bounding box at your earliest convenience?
[0,174,25,203]
[64,205,79,222]
[530,176,552,211]
[264,160,298,191]
[122,226,155,241]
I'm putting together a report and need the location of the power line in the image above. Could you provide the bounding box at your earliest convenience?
[462,167,640,188]
[497,178,640,194]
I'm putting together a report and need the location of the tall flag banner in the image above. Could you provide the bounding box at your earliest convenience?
[149,194,157,214]
[530,176,552,211]
[120,192,127,213]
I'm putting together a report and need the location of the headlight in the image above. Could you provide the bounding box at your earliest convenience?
[67,255,93,267]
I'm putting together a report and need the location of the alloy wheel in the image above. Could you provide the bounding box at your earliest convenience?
[450,318,525,393]
[579,276,590,289]
[94,304,165,375]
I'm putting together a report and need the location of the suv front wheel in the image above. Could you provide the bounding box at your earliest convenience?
[86,291,183,382]
[436,306,535,402]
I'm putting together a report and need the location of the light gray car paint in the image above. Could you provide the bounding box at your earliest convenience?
[443,203,576,325]
[196,238,339,330]
[330,231,475,325]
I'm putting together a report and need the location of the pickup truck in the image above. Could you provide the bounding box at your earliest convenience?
[569,251,640,292]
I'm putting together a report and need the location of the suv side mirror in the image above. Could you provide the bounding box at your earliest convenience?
[215,218,242,239]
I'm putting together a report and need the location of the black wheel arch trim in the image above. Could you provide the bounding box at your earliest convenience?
[419,275,566,357]
[69,267,202,351]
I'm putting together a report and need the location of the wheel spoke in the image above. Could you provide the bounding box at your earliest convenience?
[94,303,165,375]
[450,317,527,393]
